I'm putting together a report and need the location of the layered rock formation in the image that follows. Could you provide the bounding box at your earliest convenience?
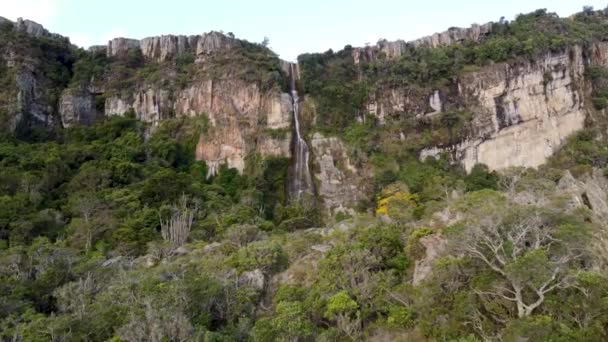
[58,89,99,127]
[106,31,236,61]
[411,22,493,48]
[103,79,293,176]
[352,22,493,64]
[420,44,591,171]
[558,169,608,222]
[310,133,369,216]
[0,17,73,133]
[3,15,608,215]
[0,16,53,38]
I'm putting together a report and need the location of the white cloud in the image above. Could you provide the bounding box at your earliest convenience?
[1,0,60,26]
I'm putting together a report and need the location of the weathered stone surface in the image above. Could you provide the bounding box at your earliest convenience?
[558,169,608,221]
[172,246,190,256]
[59,89,98,127]
[310,133,369,216]
[102,78,291,177]
[196,31,235,55]
[15,17,50,37]
[107,38,141,57]
[413,234,447,285]
[411,22,493,48]
[101,256,123,268]
[15,70,55,128]
[353,22,492,64]
[421,45,588,172]
[239,269,265,290]
[184,80,291,175]
[105,96,132,117]
[106,31,236,61]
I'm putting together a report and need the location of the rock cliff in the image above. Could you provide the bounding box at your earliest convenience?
[310,133,370,216]
[100,70,293,176]
[420,44,593,171]
[0,16,54,38]
[3,13,608,215]
[0,16,74,133]
[352,22,493,64]
[106,31,236,62]
[58,88,99,127]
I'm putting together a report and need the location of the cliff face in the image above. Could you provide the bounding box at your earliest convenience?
[352,22,493,64]
[310,132,370,216]
[0,17,74,134]
[59,30,294,176]
[4,15,608,215]
[100,68,293,177]
[419,44,596,171]
[106,31,236,62]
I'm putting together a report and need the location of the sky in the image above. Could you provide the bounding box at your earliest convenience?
[1,0,607,61]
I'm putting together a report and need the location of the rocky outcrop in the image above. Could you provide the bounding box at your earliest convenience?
[421,45,589,172]
[558,169,608,222]
[15,18,51,38]
[0,17,74,133]
[0,16,53,38]
[353,22,492,64]
[191,80,292,175]
[102,78,292,175]
[413,234,447,285]
[411,22,493,48]
[310,133,369,216]
[14,71,56,129]
[59,89,99,127]
[107,38,140,58]
[106,31,236,62]
[139,35,196,62]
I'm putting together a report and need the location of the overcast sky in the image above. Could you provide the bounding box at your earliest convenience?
[2,0,606,60]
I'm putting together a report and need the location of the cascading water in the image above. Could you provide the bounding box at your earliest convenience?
[287,63,314,201]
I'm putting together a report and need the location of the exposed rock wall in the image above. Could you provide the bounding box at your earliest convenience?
[310,133,370,216]
[0,17,71,132]
[353,22,493,64]
[102,79,292,175]
[558,169,608,222]
[106,31,236,62]
[420,45,590,171]
[411,22,493,48]
[0,16,55,38]
[59,89,98,127]
[188,80,292,175]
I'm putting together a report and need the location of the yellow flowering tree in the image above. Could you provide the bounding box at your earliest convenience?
[376,182,419,221]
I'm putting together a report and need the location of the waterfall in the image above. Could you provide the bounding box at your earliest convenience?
[287,63,314,201]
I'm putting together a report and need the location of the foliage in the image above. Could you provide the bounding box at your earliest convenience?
[2,6,608,342]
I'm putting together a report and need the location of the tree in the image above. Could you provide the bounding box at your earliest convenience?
[252,301,314,341]
[325,291,361,339]
[160,195,198,247]
[68,193,112,251]
[449,194,591,318]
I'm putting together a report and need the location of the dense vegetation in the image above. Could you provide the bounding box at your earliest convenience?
[2,5,608,342]
[2,114,608,341]
[299,7,608,133]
